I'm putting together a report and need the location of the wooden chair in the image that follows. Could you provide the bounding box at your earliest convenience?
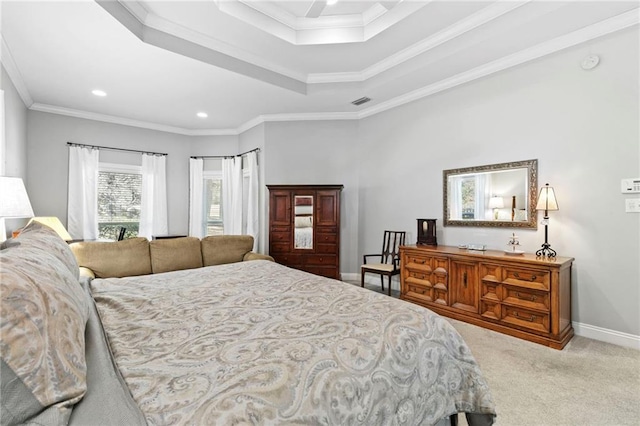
[117,227,126,241]
[361,231,406,296]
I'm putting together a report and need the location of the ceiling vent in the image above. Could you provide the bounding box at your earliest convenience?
[351,97,371,106]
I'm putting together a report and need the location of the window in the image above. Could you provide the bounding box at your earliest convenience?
[461,177,476,219]
[98,163,141,240]
[204,171,223,236]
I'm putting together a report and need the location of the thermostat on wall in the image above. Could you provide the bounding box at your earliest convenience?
[621,178,640,193]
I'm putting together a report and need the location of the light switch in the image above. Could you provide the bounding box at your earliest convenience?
[625,198,640,213]
[621,178,640,193]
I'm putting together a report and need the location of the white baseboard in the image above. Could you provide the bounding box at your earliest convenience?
[342,273,639,351]
[573,321,640,350]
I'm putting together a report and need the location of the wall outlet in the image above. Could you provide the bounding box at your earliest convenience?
[625,198,640,213]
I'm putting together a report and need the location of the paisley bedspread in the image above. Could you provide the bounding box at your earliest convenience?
[91,260,495,425]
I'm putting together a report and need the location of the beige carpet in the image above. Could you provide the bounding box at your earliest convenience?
[349,282,640,425]
[447,318,640,426]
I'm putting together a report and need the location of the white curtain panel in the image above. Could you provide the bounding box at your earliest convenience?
[67,145,99,240]
[475,173,489,220]
[139,154,168,239]
[246,151,259,250]
[449,176,462,220]
[189,158,205,238]
[222,156,243,235]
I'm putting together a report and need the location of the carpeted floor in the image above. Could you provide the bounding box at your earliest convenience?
[351,282,640,426]
[448,318,640,426]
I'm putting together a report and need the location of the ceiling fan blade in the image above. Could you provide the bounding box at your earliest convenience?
[305,0,326,18]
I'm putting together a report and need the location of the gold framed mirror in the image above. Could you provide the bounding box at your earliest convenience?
[443,159,538,229]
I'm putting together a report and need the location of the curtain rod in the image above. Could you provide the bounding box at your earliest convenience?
[67,142,168,156]
[190,147,260,160]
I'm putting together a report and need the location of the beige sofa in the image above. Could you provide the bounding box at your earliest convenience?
[70,235,274,279]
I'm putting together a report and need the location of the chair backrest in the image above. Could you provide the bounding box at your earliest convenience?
[381,231,406,265]
[117,227,126,241]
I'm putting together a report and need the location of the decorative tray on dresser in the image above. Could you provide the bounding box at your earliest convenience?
[400,245,574,349]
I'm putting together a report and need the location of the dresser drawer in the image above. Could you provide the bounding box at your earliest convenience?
[405,254,431,269]
[305,254,337,266]
[481,300,501,321]
[503,267,550,291]
[503,285,549,312]
[502,306,549,333]
[481,281,501,302]
[405,283,434,304]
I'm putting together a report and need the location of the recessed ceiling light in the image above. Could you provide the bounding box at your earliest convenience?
[326,0,338,5]
[197,112,208,118]
[92,89,107,97]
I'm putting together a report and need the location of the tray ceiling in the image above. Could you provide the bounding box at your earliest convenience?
[1,1,637,135]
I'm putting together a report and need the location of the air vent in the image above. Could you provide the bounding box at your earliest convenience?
[351,97,371,106]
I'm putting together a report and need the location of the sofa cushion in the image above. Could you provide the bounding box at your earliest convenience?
[149,237,203,274]
[201,235,254,266]
[70,238,152,278]
[1,222,89,425]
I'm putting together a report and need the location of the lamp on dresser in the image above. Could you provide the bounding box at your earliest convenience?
[0,177,34,242]
[536,183,559,258]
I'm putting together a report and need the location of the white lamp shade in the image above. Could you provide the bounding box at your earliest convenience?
[488,196,504,209]
[27,217,72,241]
[0,177,34,218]
[536,184,559,211]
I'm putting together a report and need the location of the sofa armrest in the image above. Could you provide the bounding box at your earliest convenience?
[243,252,275,262]
[79,266,96,280]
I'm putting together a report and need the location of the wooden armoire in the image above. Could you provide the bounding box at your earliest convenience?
[267,185,343,279]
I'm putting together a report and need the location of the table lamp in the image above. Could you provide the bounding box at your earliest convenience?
[488,196,504,220]
[0,177,34,242]
[535,183,559,258]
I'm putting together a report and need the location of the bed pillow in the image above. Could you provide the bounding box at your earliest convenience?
[201,235,254,266]
[1,226,89,425]
[70,238,152,278]
[149,237,203,274]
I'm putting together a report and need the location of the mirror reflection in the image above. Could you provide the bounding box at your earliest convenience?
[294,196,313,249]
[443,160,538,229]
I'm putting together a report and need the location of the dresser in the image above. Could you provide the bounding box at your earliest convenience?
[267,185,343,279]
[400,245,574,349]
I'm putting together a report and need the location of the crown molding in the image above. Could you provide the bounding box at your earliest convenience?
[0,35,33,107]
[359,8,640,120]
[29,103,238,136]
[24,9,638,138]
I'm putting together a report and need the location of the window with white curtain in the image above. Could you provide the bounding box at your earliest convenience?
[203,170,223,236]
[98,162,141,240]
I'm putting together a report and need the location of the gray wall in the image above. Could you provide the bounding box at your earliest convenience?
[358,28,639,337]
[1,66,30,237]
[263,120,360,276]
[1,66,28,179]
[26,112,192,234]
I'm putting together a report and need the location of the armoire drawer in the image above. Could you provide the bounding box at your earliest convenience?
[305,254,337,266]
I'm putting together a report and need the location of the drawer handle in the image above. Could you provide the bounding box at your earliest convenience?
[514,312,535,322]
[416,259,425,264]
[516,292,536,302]
[324,236,329,240]
[513,272,536,281]
[463,271,467,288]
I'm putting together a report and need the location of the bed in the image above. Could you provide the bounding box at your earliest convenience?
[1,223,496,425]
